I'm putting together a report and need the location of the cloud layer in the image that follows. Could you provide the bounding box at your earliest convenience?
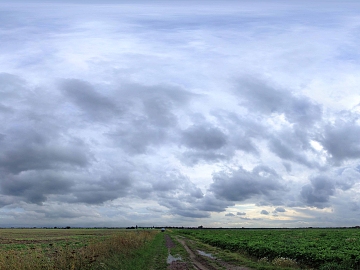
[1,1,360,227]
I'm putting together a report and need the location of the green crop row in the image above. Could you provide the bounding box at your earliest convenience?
[177,228,360,269]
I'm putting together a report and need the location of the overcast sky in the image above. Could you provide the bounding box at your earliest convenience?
[1,0,360,228]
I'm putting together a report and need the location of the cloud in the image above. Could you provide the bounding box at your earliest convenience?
[300,175,335,208]
[235,77,322,126]
[211,111,263,155]
[0,128,90,174]
[108,118,169,154]
[210,165,286,202]
[320,119,360,165]
[260,210,269,215]
[106,83,194,154]
[1,1,360,228]
[267,127,319,169]
[0,73,25,98]
[59,79,122,122]
[146,207,164,213]
[274,207,286,213]
[71,173,132,205]
[225,213,235,216]
[181,124,227,151]
[196,193,234,213]
[180,151,228,166]
[0,171,74,205]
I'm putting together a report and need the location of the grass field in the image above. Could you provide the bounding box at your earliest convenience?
[3,227,360,269]
[177,228,360,269]
[0,228,168,270]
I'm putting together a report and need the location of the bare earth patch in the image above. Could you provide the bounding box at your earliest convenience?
[165,234,253,270]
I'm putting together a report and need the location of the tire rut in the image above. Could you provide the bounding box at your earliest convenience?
[176,237,215,270]
[166,234,253,270]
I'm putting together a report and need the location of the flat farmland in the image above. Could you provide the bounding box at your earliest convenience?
[0,228,167,270]
[177,228,360,269]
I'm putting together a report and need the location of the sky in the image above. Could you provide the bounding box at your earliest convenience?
[1,0,360,228]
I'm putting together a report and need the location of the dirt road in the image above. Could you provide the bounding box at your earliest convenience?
[165,234,252,270]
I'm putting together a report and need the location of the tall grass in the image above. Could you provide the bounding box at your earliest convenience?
[0,230,160,270]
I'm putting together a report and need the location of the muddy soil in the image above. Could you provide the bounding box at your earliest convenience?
[165,234,253,270]
[165,234,190,270]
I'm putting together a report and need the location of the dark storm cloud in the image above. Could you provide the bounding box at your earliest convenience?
[299,166,360,209]
[142,96,178,127]
[212,111,267,155]
[210,165,285,202]
[0,128,90,174]
[107,83,194,154]
[150,172,204,199]
[178,122,230,165]
[159,196,211,218]
[236,77,322,126]
[274,206,286,212]
[320,120,360,164]
[268,130,318,168]
[175,209,210,218]
[181,124,227,151]
[60,79,121,121]
[300,175,335,208]
[232,81,322,168]
[73,190,121,205]
[151,170,244,218]
[196,193,234,212]
[71,173,132,204]
[0,171,73,204]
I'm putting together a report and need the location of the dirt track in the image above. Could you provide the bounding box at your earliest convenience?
[165,234,191,270]
[165,234,253,270]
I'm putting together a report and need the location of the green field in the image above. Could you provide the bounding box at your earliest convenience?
[0,228,168,270]
[177,228,360,269]
[2,227,360,269]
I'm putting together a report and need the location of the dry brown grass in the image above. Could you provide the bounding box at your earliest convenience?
[0,229,157,270]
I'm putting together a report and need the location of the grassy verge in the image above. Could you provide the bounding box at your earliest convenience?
[102,231,168,270]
